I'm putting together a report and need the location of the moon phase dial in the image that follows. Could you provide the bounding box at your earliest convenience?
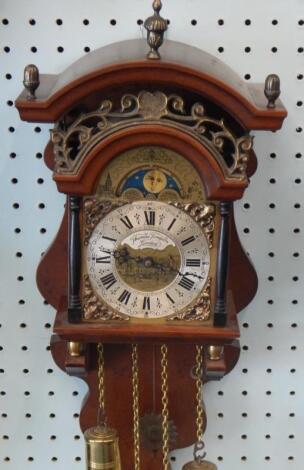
[86,201,210,319]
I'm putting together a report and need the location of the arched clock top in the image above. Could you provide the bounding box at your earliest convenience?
[52,124,249,200]
[16,39,286,130]
[50,90,252,190]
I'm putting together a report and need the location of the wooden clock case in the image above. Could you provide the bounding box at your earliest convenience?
[16,39,287,470]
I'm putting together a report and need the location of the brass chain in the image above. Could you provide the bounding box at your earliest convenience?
[195,345,204,443]
[97,343,106,426]
[132,344,140,470]
[161,344,169,470]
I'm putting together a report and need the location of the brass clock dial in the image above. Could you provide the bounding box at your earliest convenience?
[86,201,210,319]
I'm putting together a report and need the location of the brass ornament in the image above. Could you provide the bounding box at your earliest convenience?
[207,345,224,361]
[144,0,168,60]
[67,341,85,357]
[23,64,40,100]
[264,74,281,109]
[139,413,177,452]
[51,91,253,180]
[83,199,126,245]
[170,202,216,248]
[169,278,211,322]
[83,275,128,321]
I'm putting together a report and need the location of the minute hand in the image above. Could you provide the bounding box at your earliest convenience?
[151,259,205,280]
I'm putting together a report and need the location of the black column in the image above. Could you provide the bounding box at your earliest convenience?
[68,195,82,323]
[214,201,231,327]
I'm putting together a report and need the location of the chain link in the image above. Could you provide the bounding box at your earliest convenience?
[132,344,140,470]
[97,343,106,426]
[195,345,204,443]
[161,344,169,470]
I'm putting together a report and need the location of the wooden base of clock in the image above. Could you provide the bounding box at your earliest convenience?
[51,337,240,470]
[37,201,256,469]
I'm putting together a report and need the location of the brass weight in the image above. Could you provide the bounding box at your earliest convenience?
[182,459,217,470]
[182,348,217,470]
[84,426,121,470]
[182,442,217,470]
[84,344,121,470]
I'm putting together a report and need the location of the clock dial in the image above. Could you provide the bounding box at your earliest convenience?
[86,201,210,318]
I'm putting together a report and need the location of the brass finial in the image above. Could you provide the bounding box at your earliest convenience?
[264,74,281,109]
[144,0,168,60]
[23,64,40,100]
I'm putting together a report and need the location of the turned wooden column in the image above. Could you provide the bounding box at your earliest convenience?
[68,195,82,323]
[214,201,231,327]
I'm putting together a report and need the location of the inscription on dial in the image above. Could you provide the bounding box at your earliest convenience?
[86,201,210,318]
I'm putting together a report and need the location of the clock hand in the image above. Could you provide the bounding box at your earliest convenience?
[153,262,205,280]
[184,271,205,280]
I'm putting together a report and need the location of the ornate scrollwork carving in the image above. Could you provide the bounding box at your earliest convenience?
[83,275,128,321]
[169,278,211,322]
[51,91,253,179]
[170,201,216,248]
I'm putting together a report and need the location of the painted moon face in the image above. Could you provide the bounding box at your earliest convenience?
[143,170,167,194]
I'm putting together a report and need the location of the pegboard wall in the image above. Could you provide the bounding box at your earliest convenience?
[0,0,302,469]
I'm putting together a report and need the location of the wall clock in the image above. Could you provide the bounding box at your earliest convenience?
[16,2,287,469]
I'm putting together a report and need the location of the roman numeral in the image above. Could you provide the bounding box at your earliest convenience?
[144,211,155,225]
[120,216,133,230]
[102,236,117,242]
[166,293,175,304]
[167,218,176,231]
[181,236,195,246]
[178,276,195,291]
[95,256,111,264]
[118,289,131,305]
[100,273,117,290]
[186,259,201,267]
[143,296,151,310]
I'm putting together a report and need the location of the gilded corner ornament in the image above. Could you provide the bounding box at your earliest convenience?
[169,278,212,322]
[170,201,216,248]
[51,91,252,181]
[83,199,126,245]
[83,275,128,321]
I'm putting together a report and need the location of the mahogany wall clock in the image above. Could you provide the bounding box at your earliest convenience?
[16,2,287,469]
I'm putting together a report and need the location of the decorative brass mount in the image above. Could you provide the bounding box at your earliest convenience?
[51,91,253,180]
[144,0,168,60]
[23,64,40,100]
